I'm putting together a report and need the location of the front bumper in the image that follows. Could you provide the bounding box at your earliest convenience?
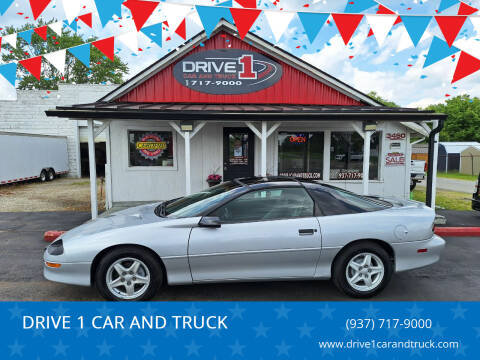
[43,251,91,286]
[392,234,445,272]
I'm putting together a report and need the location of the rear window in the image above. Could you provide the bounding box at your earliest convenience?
[309,185,391,216]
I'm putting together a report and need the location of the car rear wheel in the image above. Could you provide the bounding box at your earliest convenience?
[332,242,393,298]
[47,169,55,181]
[95,247,163,301]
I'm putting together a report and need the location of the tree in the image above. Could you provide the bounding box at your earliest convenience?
[367,91,399,107]
[1,20,128,90]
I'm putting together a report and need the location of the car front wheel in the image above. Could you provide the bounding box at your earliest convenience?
[95,247,163,301]
[332,242,393,298]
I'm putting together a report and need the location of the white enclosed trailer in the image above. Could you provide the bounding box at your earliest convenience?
[0,132,69,184]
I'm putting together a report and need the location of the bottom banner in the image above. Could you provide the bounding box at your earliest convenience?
[1,302,478,359]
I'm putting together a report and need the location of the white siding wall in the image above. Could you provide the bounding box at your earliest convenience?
[0,84,117,177]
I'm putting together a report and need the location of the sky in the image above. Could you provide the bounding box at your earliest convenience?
[1,0,480,107]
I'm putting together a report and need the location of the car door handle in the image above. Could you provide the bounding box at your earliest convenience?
[298,229,316,235]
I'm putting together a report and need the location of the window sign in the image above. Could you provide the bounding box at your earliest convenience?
[385,133,406,167]
[128,131,174,167]
[278,132,323,179]
[228,133,249,165]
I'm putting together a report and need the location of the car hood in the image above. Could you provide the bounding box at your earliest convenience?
[61,203,166,240]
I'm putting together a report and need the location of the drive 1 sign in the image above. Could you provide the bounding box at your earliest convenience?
[173,49,283,94]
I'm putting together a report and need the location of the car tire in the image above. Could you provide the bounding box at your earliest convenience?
[39,170,47,182]
[332,241,393,298]
[47,169,55,181]
[95,247,163,301]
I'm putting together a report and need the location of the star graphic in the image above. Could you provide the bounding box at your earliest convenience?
[229,303,246,320]
[253,322,270,338]
[96,304,113,316]
[8,304,25,319]
[53,304,69,316]
[141,304,157,316]
[33,328,45,338]
[431,322,447,338]
[121,327,133,338]
[342,325,356,338]
[474,327,480,338]
[209,328,222,338]
[297,322,314,338]
[366,346,378,357]
[321,347,334,357]
[164,323,178,338]
[141,339,157,356]
[185,303,201,316]
[318,304,335,320]
[185,340,202,356]
[362,303,380,318]
[410,347,422,357]
[76,326,90,338]
[9,340,24,356]
[97,340,114,356]
[455,342,467,356]
[274,303,292,319]
[275,341,292,356]
[52,340,69,356]
[386,326,401,338]
[451,304,467,319]
[407,303,424,317]
[229,340,246,356]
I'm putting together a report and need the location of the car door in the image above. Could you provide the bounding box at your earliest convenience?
[188,186,322,281]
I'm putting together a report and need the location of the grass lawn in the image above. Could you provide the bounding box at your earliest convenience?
[437,172,478,182]
[412,188,472,211]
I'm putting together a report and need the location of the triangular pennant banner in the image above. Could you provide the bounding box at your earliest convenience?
[368,5,401,37]
[344,0,377,13]
[366,14,397,46]
[117,32,139,54]
[452,51,480,83]
[3,33,17,48]
[230,8,262,39]
[161,3,192,32]
[438,0,459,12]
[297,12,328,44]
[196,5,234,38]
[44,49,66,74]
[424,36,460,68]
[458,2,478,15]
[332,14,364,45]
[64,19,78,33]
[175,18,187,40]
[94,0,124,27]
[92,37,115,61]
[60,0,82,24]
[217,0,233,7]
[78,13,93,28]
[123,0,159,31]
[19,56,42,81]
[48,21,63,36]
[18,29,34,44]
[29,0,51,20]
[34,25,48,40]
[140,23,163,47]
[0,0,15,15]
[470,16,480,35]
[234,0,256,8]
[401,16,432,47]
[0,37,2,48]
[264,10,294,42]
[68,43,91,68]
[0,62,18,86]
[435,15,467,47]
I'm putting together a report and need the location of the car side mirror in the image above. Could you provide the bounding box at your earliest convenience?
[198,217,221,228]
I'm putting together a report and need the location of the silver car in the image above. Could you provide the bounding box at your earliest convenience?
[44,177,445,301]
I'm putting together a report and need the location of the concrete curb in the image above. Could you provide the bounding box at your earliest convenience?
[44,231,65,242]
[435,227,480,237]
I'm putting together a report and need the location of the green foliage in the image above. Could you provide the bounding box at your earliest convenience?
[1,20,128,90]
[367,91,400,107]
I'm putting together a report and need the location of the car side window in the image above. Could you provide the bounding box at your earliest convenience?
[209,187,314,223]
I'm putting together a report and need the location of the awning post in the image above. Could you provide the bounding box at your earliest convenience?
[87,119,98,219]
[362,131,372,195]
[261,121,267,177]
[184,131,191,195]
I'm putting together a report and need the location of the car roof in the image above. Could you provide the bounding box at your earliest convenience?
[233,176,321,188]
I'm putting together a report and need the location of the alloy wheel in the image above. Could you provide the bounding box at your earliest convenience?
[106,257,151,300]
[346,252,385,292]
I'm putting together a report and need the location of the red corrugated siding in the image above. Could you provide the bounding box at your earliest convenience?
[117,32,363,106]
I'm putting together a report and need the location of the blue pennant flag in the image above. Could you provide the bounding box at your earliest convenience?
[95,0,124,27]
[18,29,34,44]
[216,0,233,6]
[0,62,18,86]
[298,12,329,44]
[196,5,234,38]
[68,43,91,68]
[424,36,460,68]
[63,19,78,32]
[344,0,377,13]
[401,16,432,47]
[0,0,15,15]
[438,0,459,12]
[141,23,163,48]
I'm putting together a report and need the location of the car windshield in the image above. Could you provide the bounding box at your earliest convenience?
[160,182,241,218]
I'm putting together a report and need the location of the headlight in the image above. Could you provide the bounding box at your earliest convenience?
[47,239,64,255]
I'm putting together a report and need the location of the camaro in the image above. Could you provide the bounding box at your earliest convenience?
[44,177,445,301]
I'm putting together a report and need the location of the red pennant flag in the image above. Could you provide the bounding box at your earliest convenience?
[235,0,257,8]
[20,56,42,80]
[0,37,2,48]
[435,16,467,47]
[175,18,187,40]
[452,51,480,83]
[123,0,160,31]
[458,2,478,15]
[92,37,115,61]
[29,0,52,20]
[332,14,364,45]
[34,25,48,40]
[230,8,262,39]
[78,13,93,28]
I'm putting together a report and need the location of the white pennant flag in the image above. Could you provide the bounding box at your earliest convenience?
[60,0,83,24]
[48,21,63,37]
[161,3,192,31]
[397,28,432,53]
[470,16,480,35]
[117,32,139,54]
[44,50,67,74]
[3,33,17,48]
[264,11,295,42]
[366,14,397,46]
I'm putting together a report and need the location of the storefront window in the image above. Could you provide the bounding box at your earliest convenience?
[278,132,323,179]
[330,132,380,180]
[128,130,174,167]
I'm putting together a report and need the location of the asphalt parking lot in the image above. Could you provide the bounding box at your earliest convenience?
[0,211,479,301]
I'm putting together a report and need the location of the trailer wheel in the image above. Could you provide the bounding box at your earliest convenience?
[40,170,47,182]
[47,169,55,181]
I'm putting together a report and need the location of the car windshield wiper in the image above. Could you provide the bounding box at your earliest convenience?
[154,201,167,217]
